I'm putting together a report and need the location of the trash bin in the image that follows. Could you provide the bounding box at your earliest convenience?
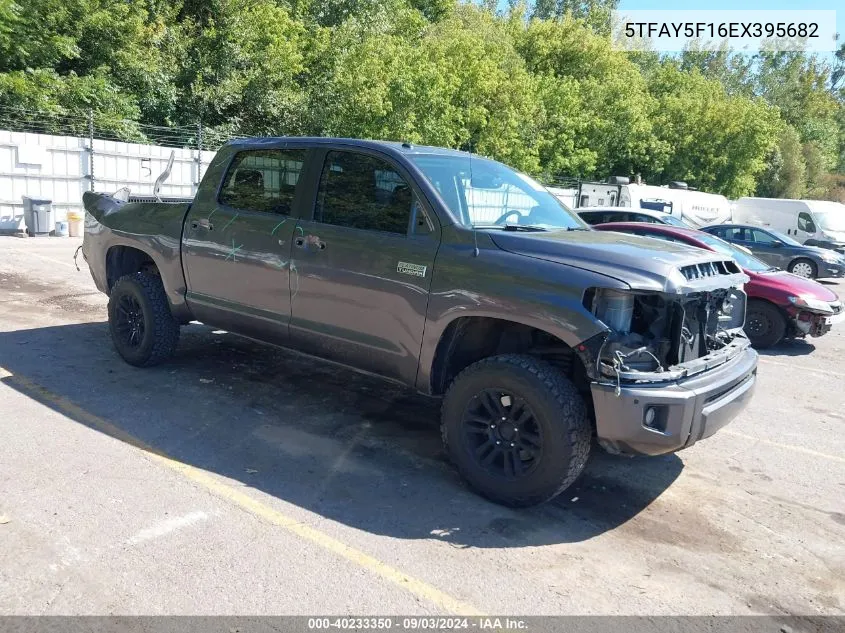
[22,196,54,236]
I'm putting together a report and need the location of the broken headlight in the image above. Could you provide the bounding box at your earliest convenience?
[788,295,834,315]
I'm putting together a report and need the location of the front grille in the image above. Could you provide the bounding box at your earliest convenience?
[679,260,739,281]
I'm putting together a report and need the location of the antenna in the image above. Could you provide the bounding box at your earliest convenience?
[468,140,480,257]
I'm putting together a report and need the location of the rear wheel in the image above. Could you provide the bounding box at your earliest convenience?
[789,258,817,279]
[745,300,787,348]
[108,272,180,366]
[441,354,591,507]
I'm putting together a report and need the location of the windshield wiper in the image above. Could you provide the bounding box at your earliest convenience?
[472,224,549,232]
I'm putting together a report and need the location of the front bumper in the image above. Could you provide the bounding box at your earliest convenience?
[789,301,845,337]
[819,261,845,278]
[805,240,845,256]
[591,345,758,456]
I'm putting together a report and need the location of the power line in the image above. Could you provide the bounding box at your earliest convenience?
[0,107,234,150]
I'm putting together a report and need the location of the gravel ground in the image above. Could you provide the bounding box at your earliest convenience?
[0,235,843,617]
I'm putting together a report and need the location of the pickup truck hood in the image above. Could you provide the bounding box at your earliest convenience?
[489,229,749,293]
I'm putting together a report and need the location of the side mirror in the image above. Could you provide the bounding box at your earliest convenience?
[771,241,783,248]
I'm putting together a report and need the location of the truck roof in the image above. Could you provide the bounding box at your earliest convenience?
[224,136,472,158]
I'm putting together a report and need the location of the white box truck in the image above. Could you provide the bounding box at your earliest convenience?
[731,198,845,254]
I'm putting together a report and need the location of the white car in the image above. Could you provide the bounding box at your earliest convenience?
[577,206,694,228]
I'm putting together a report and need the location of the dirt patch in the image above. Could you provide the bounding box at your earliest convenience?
[1,272,104,317]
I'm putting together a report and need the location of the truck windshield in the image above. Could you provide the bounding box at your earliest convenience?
[695,233,771,273]
[815,211,845,231]
[408,154,587,231]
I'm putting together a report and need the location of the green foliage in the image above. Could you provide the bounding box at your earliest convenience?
[755,125,805,199]
[516,16,665,179]
[0,0,842,198]
[646,64,781,198]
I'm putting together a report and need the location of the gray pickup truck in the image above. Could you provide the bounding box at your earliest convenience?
[82,137,758,507]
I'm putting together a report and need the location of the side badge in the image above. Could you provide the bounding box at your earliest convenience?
[397,261,427,277]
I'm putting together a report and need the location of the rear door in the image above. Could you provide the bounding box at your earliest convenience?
[181,147,308,343]
[288,148,440,384]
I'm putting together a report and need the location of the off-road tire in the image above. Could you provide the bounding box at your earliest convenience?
[108,272,180,367]
[745,300,787,349]
[441,354,591,507]
[788,258,817,279]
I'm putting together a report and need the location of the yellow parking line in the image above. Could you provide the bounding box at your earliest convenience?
[722,429,845,464]
[0,366,484,617]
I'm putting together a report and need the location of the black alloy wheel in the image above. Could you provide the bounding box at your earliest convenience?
[461,389,543,479]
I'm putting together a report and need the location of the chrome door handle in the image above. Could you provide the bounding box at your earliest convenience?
[191,218,213,230]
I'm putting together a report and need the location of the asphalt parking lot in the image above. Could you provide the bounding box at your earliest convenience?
[1,236,844,617]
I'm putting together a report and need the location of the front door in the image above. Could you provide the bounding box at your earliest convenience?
[182,147,308,343]
[289,149,440,384]
[746,228,790,269]
[795,211,817,243]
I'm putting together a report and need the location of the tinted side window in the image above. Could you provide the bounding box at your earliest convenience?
[579,212,601,226]
[219,149,305,214]
[751,229,778,244]
[316,151,414,235]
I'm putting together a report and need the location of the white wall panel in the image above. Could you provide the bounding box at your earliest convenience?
[0,130,217,230]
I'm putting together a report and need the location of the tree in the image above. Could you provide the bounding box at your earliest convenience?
[755,52,840,174]
[174,0,306,134]
[647,63,781,197]
[515,16,666,179]
[756,126,806,199]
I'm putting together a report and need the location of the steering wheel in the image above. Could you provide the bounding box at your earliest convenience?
[493,210,522,226]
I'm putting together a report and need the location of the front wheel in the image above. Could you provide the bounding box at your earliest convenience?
[789,258,817,279]
[108,272,180,367]
[745,300,787,348]
[441,354,591,507]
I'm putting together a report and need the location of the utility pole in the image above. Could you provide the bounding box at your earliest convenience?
[195,120,204,194]
[87,109,95,192]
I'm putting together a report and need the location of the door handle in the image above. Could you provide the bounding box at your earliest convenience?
[191,218,213,230]
[295,235,326,250]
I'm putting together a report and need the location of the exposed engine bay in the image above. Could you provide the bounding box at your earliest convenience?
[586,274,749,385]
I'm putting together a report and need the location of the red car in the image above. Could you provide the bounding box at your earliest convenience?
[594,223,844,348]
